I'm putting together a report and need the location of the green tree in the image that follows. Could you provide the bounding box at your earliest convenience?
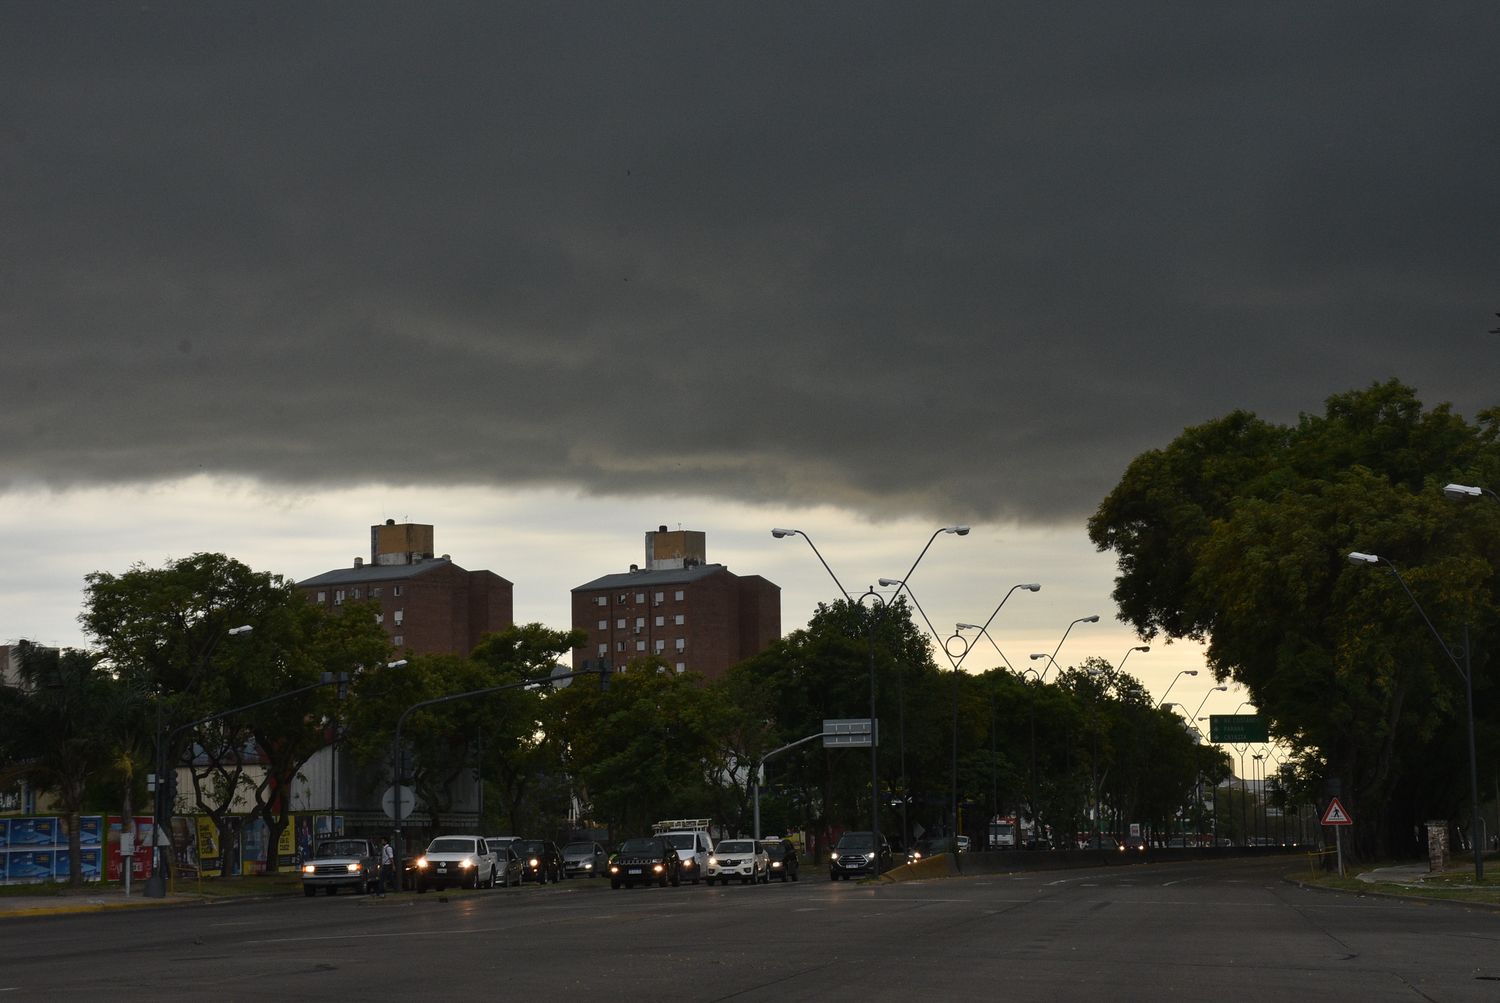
[0,642,130,887]
[1089,381,1499,858]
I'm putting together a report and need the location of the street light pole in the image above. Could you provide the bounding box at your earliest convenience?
[1118,645,1149,674]
[1348,551,1484,881]
[1156,669,1200,709]
[1035,615,1100,682]
[774,526,967,875]
[145,623,253,899]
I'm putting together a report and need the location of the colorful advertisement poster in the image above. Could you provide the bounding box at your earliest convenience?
[53,848,103,882]
[107,816,156,881]
[9,851,55,883]
[78,816,103,846]
[10,818,57,847]
[278,821,296,861]
[195,817,221,877]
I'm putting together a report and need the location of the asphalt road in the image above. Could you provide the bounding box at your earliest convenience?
[3,858,1496,1001]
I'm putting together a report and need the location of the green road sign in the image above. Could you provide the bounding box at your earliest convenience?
[1209,714,1269,743]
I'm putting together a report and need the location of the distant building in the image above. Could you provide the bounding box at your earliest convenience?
[571,526,780,681]
[297,520,514,657]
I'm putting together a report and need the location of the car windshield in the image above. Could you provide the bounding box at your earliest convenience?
[316,840,366,857]
[762,843,787,858]
[516,840,545,854]
[716,841,753,854]
[838,834,875,850]
[427,838,476,854]
[485,840,509,853]
[667,834,698,850]
[562,842,596,855]
[618,838,660,854]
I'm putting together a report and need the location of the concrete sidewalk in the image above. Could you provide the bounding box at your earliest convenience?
[0,888,197,919]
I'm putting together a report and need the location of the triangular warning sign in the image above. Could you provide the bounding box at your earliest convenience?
[1320,797,1353,826]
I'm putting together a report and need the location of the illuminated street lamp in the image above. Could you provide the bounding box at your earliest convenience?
[1443,482,1500,502]
[1347,550,1483,881]
[774,526,967,875]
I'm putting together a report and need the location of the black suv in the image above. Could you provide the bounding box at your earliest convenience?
[514,839,565,883]
[608,836,682,889]
[760,838,800,882]
[829,831,893,880]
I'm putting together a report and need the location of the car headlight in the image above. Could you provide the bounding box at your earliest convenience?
[583,863,592,870]
[653,863,663,873]
[609,864,619,874]
[348,863,362,873]
[459,858,475,870]
[708,856,717,866]
[771,860,781,868]
[911,851,922,860]
[529,857,540,867]
[864,852,875,861]
[302,864,316,875]
[416,857,429,870]
[830,852,839,861]
[682,859,693,868]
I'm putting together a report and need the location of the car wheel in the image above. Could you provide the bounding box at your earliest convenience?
[792,870,799,881]
[671,870,681,887]
[611,879,621,890]
[304,885,317,897]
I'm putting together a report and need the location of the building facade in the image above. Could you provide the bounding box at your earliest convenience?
[297,520,514,657]
[571,526,780,681]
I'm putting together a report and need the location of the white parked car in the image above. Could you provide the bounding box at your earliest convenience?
[415,835,497,892]
[706,839,769,885]
[660,829,714,885]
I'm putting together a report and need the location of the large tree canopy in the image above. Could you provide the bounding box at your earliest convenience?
[1089,381,1500,858]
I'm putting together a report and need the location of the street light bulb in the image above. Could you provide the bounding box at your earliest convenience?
[878,578,903,587]
[228,625,253,635]
[1084,615,1100,623]
[1347,552,1380,564]
[1134,645,1150,653]
[944,526,971,536]
[771,528,798,539]
[1185,670,1199,676]
[956,623,979,631]
[1029,653,1047,660]
[387,659,408,669]
[1022,584,1041,591]
[1444,483,1482,499]
[1214,685,1228,692]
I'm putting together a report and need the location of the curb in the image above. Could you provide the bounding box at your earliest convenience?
[1282,872,1500,913]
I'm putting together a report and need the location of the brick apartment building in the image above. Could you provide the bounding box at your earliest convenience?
[571,526,780,681]
[297,520,514,657]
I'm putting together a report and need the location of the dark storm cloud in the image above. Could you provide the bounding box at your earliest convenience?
[3,3,1497,521]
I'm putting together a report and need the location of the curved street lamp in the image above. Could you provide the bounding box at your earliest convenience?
[1118,645,1150,673]
[1348,550,1483,881]
[1156,669,1199,709]
[1037,615,1100,682]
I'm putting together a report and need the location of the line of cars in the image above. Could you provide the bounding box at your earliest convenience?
[607,832,802,889]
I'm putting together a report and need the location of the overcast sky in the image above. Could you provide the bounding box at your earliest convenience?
[2,4,1495,712]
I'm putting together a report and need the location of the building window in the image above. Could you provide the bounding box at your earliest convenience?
[597,619,607,631]
[674,638,685,652]
[598,643,608,657]
[636,640,646,652]
[375,613,384,625]
[635,617,645,628]
[616,618,626,629]
[393,585,403,597]
[618,593,629,604]
[654,639,665,653]
[674,614,685,626]
[352,588,361,599]
[334,590,346,606]
[635,593,645,604]
[393,635,404,646]
[676,662,685,673]
[317,591,326,603]
[654,615,664,627]
[394,609,404,625]
[616,641,625,652]
[596,596,608,607]
[654,591,664,604]
[372,587,383,598]
[674,590,685,601]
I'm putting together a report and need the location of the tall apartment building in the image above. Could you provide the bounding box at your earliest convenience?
[571,526,780,681]
[298,520,514,656]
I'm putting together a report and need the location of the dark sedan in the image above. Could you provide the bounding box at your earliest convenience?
[608,836,681,889]
[515,839,565,883]
[760,838,800,882]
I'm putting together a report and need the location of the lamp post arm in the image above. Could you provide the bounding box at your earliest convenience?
[883,528,947,609]
[1381,564,1467,680]
[975,626,1019,674]
[789,532,850,600]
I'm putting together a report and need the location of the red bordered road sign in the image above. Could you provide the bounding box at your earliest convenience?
[1320,797,1353,826]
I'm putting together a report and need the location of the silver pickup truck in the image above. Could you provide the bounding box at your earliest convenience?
[301,838,379,896]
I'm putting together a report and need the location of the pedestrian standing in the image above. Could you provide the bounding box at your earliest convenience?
[380,837,396,896]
